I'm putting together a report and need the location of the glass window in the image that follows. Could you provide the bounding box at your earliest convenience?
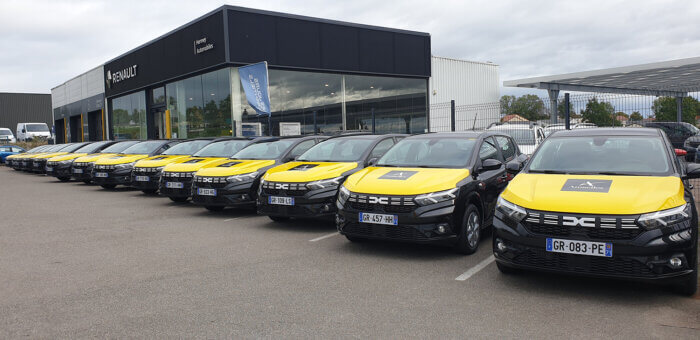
[479,137,500,162]
[75,141,110,154]
[529,136,672,175]
[232,140,296,160]
[121,141,165,155]
[101,141,139,153]
[298,138,374,162]
[0,129,12,135]
[111,92,147,140]
[490,128,536,145]
[161,140,212,155]
[193,140,250,157]
[12,147,23,152]
[0,146,10,152]
[370,138,395,159]
[26,123,49,132]
[495,136,516,162]
[288,140,315,158]
[152,87,165,105]
[377,137,476,168]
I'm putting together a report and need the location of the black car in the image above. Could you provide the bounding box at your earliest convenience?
[92,140,181,189]
[30,142,89,173]
[641,122,700,161]
[45,141,117,181]
[337,131,526,253]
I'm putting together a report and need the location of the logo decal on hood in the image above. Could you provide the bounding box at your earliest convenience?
[379,170,418,180]
[289,164,318,171]
[561,179,612,193]
[183,159,204,163]
[218,161,242,167]
[150,156,169,161]
[110,156,125,159]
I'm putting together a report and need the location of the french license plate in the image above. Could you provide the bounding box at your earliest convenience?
[197,188,216,196]
[269,196,294,206]
[546,238,612,257]
[45,167,53,172]
[21,162,26,166]
[33,162,40,167]
[359,212,398,226]
[94,172,108,178]
[135,175,149,182]
[166,181,184,189]
[73,168,83,174]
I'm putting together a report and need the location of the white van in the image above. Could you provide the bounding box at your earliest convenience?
[0,128,16,143]
[16,123,51,141]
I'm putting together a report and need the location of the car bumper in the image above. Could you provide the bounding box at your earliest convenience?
[130,174,162,190]
[257,186,338,218]
[70,166,94,181]
[30,160,48,173]
[92,169,132,185]
[46,165,72,178]
[159,179,194,198]
[192,181,256,207]
[492,212,697,282]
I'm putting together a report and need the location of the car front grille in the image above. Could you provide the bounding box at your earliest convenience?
[342,222,429,241]
[345,193,416,214]
[512,248,656,277]
[261,181,308,196]
[194,176,229,189]
[133,167,161,174]
[94,164,116,170]
[163,172,195,179]
[523,211,641,240]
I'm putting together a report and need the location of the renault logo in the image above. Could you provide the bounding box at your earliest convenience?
[275,183,289,190]
[368,196,389,204]
[562,216,596,227]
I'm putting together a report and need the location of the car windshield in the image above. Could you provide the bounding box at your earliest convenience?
[528,135,672,176]
[499,129,536,145]
[162,140,211,155]
[100,141,139,153]
[193,140,250,157]
[377,137,476,168]
[232,140,296,160]
[26,124,49,132]
[297,138,373,162]
[0,129,12,135]
[60,143,88,152]
[120,141,165,155]
[74,141,110,154]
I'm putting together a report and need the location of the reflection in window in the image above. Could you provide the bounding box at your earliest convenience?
[111,92,147,140]
[152,87,165,105]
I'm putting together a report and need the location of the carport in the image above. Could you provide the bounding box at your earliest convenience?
[504,56,700,124]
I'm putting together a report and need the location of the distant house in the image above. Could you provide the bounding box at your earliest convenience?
[616,115,629,126]
[501,114,528,123]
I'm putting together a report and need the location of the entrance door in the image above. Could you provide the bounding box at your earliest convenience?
[87,110,103,141]
[69,115,82,142]
[148,107,167,139]
[54,119,65,144]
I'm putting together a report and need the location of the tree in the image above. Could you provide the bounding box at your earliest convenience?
[500,94,548,121]
[629,111,643,122]
[581,97,619,126]
[652,96,700,124]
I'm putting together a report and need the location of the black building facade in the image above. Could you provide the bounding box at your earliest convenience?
[104,5,431,140]
[0,93,52,134]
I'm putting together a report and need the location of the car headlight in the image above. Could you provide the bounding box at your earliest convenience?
[115,162,135,170]
[306,176,343,190]
[338,185,351,204]
[414,188,458,206]
[227,171,259,183]
[496,196,527,223]
[637,204,691,230]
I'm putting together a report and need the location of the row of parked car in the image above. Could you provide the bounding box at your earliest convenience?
[4,127,699,295]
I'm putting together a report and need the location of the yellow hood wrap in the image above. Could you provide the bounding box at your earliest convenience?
[48,153,88,162]
[501,173,686,215]
[74,153,118,163]
[34,152,69,159]
[95,154,150,165]
[344,167,470,195]
[196,159,276,177]
[163,157,232,172]
[263,161,359,182]
[134,155,191,168]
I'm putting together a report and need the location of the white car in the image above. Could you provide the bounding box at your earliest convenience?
[16,123,51,141]
[487,123,545,155]
[0,128,16,143]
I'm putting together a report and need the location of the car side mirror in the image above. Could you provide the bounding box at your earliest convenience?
[506,160,523,174]
[367,157,379,166]
[479,158,502,172]
[21,129,25,133]
[686,163,700,179]
[675,148,688,157]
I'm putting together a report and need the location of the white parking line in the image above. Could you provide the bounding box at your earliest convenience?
[309,232,339,242]
[455,255,495,281]
[224,217,250,222]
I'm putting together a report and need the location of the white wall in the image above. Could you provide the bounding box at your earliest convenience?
[51,65,105,110]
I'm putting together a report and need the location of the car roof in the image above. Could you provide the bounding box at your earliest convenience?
[551,127,661,137]
[411,131,510,139]
[327,133,406,140]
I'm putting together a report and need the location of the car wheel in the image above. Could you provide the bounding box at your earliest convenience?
[205,205,224,212]
[142,189,158,195]
[169,196,188,203]
[101,184,116,189]
[345,235,366,243]
[496,261,519,275]
[673,253,698,296]
[57,177,70,182]
[454,204,481,254]
[268,215,290,222]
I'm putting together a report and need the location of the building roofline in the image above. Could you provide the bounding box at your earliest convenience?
[431,55,498,67]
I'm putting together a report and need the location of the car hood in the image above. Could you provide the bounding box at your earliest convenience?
[501,173,686,215]
[263,161,359,182]
[344,167,471,195]
[162,157,231,172]
[95,154,150,165]
[195,159,277,176]
[134,155,191,168]
[74,153,118,163]
[48,153,88,162]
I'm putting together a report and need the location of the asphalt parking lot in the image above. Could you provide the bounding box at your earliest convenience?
[1,168,698,338]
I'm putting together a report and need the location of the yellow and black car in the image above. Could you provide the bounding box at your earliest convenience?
[14,144,66,171]
[45,141,117,181]
[337,132,525,253]
[159,137,254,202]
[192,135,325,210]
[493,128,698,295]
[71,140,141,183]
[92,140,180,189]
[30,142,89,173]
[6,144,52,169]
[257,133,404,221]
[130,138,218,194]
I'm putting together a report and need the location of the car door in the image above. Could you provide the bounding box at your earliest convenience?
[476,136,506,224]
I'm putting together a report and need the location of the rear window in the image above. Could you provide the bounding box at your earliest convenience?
[0,129,12,136]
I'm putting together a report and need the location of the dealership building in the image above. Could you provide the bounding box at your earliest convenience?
[51,5,498,142]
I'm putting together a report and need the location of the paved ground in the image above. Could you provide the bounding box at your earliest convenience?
[1,167,698,338]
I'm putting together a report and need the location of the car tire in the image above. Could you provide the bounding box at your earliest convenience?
[101,184,116,189]
[205,205,224,212]
[169,197,188,203]
[57,177,70,182]
[496,261,519,275]
[674,254,698,296]
[142,189,158,195]
[454,204,481,255]
[268,215,290,222]
[345,235,366,243]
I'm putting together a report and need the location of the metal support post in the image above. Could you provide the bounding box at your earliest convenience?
[547,89,560,124]
[676,96,683,123]
[564,93,570,130]
[371,108,376,134]
[450,100,456,131]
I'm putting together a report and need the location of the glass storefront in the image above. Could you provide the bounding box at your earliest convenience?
[111,91,147,140]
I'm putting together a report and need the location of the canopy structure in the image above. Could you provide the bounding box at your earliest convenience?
[504,57,700,123]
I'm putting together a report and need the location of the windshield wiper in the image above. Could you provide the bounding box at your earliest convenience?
[595,171,642,176]
[528,169,570,174]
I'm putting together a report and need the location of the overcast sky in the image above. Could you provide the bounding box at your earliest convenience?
[1,0,699,95]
